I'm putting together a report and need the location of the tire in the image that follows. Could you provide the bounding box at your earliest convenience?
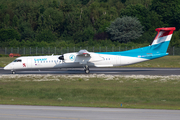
[12,71,15,74]
[85,69,90,74]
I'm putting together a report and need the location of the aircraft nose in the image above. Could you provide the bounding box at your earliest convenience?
[4,64,11,70]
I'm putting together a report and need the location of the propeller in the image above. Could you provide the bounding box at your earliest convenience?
[58,55,64,60]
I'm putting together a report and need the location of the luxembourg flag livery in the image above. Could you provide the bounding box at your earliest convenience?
[151,27,175,45]
[150,27,176,54]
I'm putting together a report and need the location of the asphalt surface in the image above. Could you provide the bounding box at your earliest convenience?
[0,105,180,120]
[1,67,180,75]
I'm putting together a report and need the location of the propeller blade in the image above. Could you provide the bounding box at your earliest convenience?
[58,55,64,60]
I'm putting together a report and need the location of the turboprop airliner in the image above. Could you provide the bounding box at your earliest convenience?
[4,27,176,74]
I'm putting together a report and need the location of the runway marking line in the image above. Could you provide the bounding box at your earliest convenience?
[0,114,15,116]
[0,113,89,120]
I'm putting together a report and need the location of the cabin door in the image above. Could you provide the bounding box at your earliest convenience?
[27,58,32,68]
[116,56,121,66]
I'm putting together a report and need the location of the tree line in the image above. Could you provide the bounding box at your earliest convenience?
[0,0,180,48]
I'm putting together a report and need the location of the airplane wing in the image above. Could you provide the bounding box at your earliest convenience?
[76,50,104,64]
[77,50,90,56]
[76,50,91,64]
[60,50,104,64]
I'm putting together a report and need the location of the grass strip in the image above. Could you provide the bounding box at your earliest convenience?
[0,74,180,109]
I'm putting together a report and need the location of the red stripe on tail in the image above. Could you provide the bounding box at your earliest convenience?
[159,31,174,38]
[154,27,176,40]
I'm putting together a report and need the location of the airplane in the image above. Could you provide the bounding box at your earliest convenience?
[4,27,176,74]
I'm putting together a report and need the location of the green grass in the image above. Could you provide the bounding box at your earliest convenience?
[0,75,180,109]
[0,57,17,67]
[1,56,180,68]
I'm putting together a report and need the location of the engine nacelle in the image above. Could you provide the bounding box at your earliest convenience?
[59,52,104,64]
[58,55,64,60]
[63,53,77,63]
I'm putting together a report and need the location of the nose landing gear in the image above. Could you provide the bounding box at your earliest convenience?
[11,70,16,74]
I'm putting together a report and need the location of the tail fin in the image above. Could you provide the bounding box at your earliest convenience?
[150,27,176,53]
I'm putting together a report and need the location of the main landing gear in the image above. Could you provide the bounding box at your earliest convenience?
[84,65,90,74]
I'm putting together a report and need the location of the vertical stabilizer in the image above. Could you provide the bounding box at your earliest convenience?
[150,27,176,53]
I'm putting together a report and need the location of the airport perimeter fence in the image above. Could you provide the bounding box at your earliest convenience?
[0,46,179,56]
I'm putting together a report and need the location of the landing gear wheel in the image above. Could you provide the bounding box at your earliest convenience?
[12,71,15,74]
[84,65,90,74]
[85,69,90,74]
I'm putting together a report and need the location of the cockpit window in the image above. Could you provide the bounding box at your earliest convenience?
[13,59,22,62]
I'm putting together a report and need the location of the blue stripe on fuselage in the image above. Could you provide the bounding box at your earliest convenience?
[96,41,170,60]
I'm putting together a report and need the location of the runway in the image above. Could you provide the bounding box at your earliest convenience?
[0,105,180,120]
[1,67,180,75]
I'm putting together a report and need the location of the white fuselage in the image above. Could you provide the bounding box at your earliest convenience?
[4,53,148,71]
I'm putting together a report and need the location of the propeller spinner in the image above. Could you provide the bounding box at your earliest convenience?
[58,55,64,60]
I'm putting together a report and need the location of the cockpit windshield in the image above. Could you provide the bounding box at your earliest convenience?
[13,59,22,62]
